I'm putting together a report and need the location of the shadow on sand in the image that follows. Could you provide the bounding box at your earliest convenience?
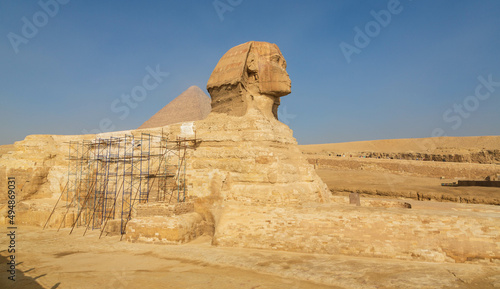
[0,253,61,289]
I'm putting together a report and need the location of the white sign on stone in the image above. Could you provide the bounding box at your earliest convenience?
[180,122,195,137]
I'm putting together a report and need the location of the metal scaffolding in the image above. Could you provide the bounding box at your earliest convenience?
[47,133,197,236]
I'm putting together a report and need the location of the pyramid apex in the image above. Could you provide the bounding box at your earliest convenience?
[138,86,211,129]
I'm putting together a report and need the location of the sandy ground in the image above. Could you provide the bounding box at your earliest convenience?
[1,226,500,289]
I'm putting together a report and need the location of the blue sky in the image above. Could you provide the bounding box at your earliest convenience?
[1,0,499,145]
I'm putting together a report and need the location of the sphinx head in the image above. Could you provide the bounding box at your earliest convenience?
[207,41,291,119]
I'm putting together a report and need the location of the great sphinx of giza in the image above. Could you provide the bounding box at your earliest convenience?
[184,41,330,206]
[118,41,330,246]
[172,40,329,247]
[0,41,330,239]
[103,41,331,246]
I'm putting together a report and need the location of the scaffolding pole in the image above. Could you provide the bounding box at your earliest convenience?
[48,133,197,237]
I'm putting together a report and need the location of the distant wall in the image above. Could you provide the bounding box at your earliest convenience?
[302,150,500,164]
[307,157,500,179]
[458,180,500,187]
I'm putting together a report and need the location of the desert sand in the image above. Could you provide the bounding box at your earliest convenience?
[1,225,499,289]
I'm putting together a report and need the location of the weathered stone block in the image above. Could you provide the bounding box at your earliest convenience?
[126,212,206,244]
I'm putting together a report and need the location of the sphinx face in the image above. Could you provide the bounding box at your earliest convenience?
[254,45,292,97]
[206,41,291,118]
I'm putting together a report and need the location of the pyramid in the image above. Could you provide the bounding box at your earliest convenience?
[138,85,211,129]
